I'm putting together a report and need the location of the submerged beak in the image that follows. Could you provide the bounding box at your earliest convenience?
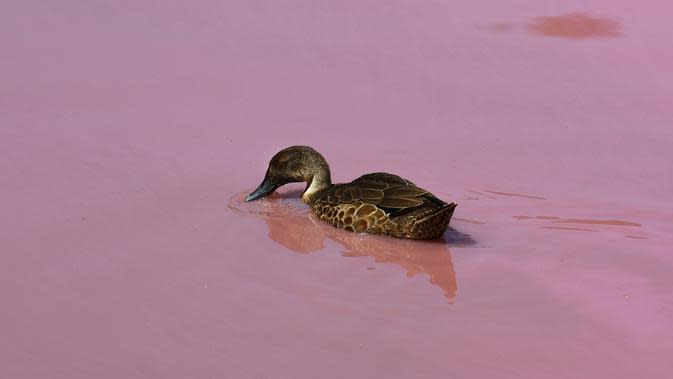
[245,177,278,202]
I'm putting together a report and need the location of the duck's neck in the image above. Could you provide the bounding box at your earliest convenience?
[301,163,332,204]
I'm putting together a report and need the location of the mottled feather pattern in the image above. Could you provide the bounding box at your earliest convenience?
[310,173,456,239]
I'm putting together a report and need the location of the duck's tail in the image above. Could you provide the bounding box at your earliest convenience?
[408,203,457,239]
[424,202,457,223]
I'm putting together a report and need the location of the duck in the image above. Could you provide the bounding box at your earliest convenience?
[245,146,457,240]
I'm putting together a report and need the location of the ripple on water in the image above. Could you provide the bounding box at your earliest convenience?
[226,191,309,218]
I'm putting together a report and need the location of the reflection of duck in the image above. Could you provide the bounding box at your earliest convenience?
[262,196,458,302]
[246,146,457,239]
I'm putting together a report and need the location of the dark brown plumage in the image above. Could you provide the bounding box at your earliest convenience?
[246,146,456,239]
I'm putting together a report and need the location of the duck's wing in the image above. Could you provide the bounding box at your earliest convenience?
[326,172,446,215]
[352,172,416,187]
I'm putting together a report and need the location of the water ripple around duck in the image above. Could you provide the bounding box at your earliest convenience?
[226,191,309,218]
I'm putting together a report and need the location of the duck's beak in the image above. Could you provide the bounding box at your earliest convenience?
[245,177,278,202]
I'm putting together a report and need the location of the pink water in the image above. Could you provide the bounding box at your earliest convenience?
[2,1,673,378]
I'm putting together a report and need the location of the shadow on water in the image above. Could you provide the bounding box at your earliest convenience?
[444,226,477,246]
[228,190,477,302]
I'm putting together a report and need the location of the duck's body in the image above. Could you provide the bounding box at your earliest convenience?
[246,146,456,240]
[310,173,456,239]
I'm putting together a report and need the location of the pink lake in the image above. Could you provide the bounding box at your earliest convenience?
[2,1,673,378]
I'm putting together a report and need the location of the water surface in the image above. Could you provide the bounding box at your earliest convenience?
[2,1,672,378]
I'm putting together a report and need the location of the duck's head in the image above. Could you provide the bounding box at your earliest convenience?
[245,146,332,203]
